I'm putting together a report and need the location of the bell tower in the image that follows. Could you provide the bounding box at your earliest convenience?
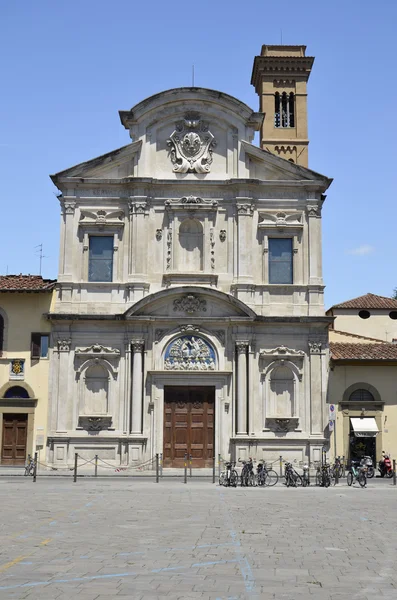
[251,45,314,167]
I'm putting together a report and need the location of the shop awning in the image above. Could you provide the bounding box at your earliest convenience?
[350,417,379,438]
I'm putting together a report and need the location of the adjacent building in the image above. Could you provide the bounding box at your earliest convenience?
[327,293,397,464]
[0,275,55,464]
[47,45,333,468]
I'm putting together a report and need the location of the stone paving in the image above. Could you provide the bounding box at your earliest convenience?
[0,477,396,600]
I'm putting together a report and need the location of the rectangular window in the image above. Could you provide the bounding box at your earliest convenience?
[88,236,113,282]
[269,238,293,284]
[31,334,49,359]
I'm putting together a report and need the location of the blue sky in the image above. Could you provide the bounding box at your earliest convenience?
[1,0,395,308]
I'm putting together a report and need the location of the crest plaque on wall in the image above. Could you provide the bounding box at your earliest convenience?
[164,336,216,370]
[167,114,216,173]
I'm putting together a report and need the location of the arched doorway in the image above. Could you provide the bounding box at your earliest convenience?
[1,386,29,464]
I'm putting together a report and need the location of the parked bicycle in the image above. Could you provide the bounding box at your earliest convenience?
[316,463,331,487]
[284,462,303,487]
[256,461,278,487]
[240,457,255,487]
[330,456,344,481]
[347,460,367,488]
[24,455,36,476]
[219,461,238,487]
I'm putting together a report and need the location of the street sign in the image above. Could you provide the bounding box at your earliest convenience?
[329,404,336,421]
[329,419,334,431]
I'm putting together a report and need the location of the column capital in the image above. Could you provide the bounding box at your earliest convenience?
[63,201,76,215]
[57,338,72,352]
[236,340,249,353]
[306,203,322,218]
[308,341,322,354]
[236,203,254,216]
[131,340,145,353]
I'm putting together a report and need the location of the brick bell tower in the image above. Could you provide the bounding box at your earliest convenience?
[251,45,314,167]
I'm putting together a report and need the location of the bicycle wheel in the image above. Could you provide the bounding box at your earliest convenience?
[347,472,353,486]
[316,472,322,486]
[358,473,367,488]
[219,472,226,486]
[386,470,394,479]
[248,472,255,487]
[294,474,303,487]
[24,466,29,476]
[323,474,330,488]
[264,469,278,487]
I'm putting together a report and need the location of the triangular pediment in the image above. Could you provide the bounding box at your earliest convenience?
[242,140,332,184]
[51,141,142,181]
[124,287,256,319]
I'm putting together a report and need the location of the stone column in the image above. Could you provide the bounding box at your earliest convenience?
[309,341,323,435]
[56,338,72,432]
[236,200,254,282]
[307,202,323,285]
[236,341,248,435]
[129,197,149,277]
[131,340,144,434]
[123,341,132,434]
[60,200,75,280]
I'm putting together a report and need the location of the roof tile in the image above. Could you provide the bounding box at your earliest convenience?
[0,275,56,292]
[328,293,397,310]
[330,342,397,361]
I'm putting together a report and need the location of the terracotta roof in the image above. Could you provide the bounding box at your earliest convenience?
[330,342,397,361]
[0,275,56,292]
[328,293,397,311]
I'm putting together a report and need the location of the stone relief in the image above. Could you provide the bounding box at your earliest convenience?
[75,344,121,357]
[236,203,254,216]
[167,113,216,173]
[219,230,226,242]
[266,417,299,433]
[164,335,215,370]
[63,202,76,215]
[180,324,200,333]
[155,229,163,241]
[260,345,304,359]
[173,294,207,314]
[79,209,124,229]
[164,197,218,210]
[258,211,303,228]
[210,228,215,271]
[307,204,321,218]
[78,416,112,432]
[166,231,172,270]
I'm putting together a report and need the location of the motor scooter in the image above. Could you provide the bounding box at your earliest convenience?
[360,455,374,478]
[378,454,393,478]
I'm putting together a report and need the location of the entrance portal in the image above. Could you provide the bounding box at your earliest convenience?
[163,386,214,468]
[1,414,28,464]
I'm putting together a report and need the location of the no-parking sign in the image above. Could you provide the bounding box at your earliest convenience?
[329,404,336,421]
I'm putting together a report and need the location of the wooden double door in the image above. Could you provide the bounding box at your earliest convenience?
[163,386,214,468]
[1,414,28,464]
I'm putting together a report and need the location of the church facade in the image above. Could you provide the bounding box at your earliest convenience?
[47,45,332,468]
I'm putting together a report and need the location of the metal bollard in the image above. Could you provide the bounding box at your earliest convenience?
[160,453,163,478]
[33,452,38,483]
[212,454,216,484]
[156,453,159,483]
[189,454,192,478]
[279,455,283,477]
[218,453,221,481]
[94,454,98,477]
[184,453,187,484]
[73,453,78,483]
[342,456,345,478]
[335,465,339,485]
[393,460,396,486]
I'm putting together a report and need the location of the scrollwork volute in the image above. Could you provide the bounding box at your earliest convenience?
[166,113,216,174]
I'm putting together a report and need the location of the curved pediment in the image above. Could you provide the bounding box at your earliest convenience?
[124,287,256,319]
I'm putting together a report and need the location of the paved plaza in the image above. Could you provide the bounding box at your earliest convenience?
[0,477,396,600]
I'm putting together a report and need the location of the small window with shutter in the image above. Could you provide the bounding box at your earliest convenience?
[31,333,49,359]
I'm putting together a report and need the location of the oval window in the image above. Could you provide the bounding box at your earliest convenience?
[358,310,370,319]
[389,311,397,320]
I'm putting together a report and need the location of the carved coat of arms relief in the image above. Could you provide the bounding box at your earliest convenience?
[167,113,216,173]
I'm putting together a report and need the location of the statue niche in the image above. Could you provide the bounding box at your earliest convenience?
[270,365,294,417]
[178,218,203,272]
[82,364,109,415]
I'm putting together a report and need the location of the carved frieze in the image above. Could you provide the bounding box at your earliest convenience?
[156,229,163,241]
[173,295,207,314]
[180,324,200,333]
[166,113,216,173]
[164,197,218,210]
[219,229,226,242]
[260,345,304,360]
[166,231,172,270]
[75,344,120,357]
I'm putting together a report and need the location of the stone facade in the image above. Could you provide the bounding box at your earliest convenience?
[47,47,332,468]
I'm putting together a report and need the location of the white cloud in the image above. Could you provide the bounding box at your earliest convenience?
[347,245,375,256]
